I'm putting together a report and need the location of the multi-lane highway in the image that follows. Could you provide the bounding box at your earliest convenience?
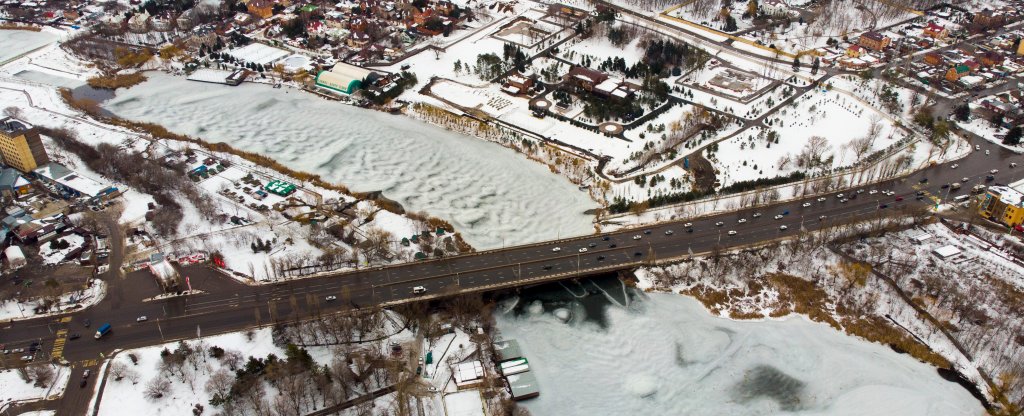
[2,138,1023,415]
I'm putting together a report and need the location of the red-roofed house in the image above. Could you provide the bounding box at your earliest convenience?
[923,22,947,39]
[846,44,864,58]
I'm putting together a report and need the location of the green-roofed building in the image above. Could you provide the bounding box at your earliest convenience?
[265,180,297,196]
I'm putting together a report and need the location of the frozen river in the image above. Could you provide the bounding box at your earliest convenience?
[496,281,983,415]
[0,29,58,64]
[101,73,597,249]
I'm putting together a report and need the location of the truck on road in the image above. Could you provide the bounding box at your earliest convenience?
[94,323,111,339]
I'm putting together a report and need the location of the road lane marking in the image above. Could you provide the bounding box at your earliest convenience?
[50,329,68,361]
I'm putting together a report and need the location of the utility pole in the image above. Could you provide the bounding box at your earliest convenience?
[157,319,164,341]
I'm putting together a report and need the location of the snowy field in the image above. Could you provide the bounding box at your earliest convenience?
[0,364,69,408]
[102,73,597,249]
[0,280,105,322]
[0,29,58,64]
[495,293,983,415]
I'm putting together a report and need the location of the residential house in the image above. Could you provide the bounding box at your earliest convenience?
[923,52,944,66]
[0,168,31,198]
[247,0,274,19]
[845,44,864,58]
[760,0,788,17]
[973,9,1005,30]
[563,66,608,91]
[177,8,197,30]
[945,64,970,81]
[858,31,891,51]
[981,185,1024,227]
[923,22,948,39]
[978,50,1004,67]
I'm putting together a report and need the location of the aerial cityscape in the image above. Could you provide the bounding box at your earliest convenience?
[0,0,1023,414]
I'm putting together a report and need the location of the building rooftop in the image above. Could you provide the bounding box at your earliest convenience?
[494,339,523,362]
[507,370,540,400]
[0,117,29,135]
[990,185,1024,206]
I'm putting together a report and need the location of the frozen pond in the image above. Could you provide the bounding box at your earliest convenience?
[496,287,983,415]
[102,73,597,249]
[0,29,58,64]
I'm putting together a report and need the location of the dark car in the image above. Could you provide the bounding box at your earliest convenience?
[986,175,995,181]
[80,379,87,388]
[602,236,610,241]
[919,178,928,183]
[879,204,889,209]
[609,243,617,248]
[542,265,552,270]
[83,319,90,328]
[895,196,903,201]
[597,256,605,261]
[634,252,642,256]
[643,230,651,235]
[69,333,80,340]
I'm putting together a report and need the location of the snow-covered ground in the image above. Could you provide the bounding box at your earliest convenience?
[0,29,58,64]
[102,72,597,249]
[37,234,87,265]
[0,279,106,322]
[0,364,70,410]
[495,292,983,415]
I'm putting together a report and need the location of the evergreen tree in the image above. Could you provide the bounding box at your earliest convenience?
[1004,126,1023,146]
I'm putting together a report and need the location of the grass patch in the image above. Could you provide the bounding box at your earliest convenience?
[86,72,147,89]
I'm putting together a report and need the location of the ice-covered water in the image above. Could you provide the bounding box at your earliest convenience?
[496,292,983,415]
[0,29,57,63]
[102,73,597,248]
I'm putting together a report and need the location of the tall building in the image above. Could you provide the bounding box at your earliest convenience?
[0,117,49,173]
[980,185,1024,227]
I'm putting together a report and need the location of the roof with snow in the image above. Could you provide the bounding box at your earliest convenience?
[494,339,523,362]
[453,360,484,384]
[315,62,375,94]
[34,162,114,198]
[506,370,540,400]
[4,245,25,263]
[149,259,179,283]
[990,185,1024,206]
[932,245,962,259]
[227,43,290,66]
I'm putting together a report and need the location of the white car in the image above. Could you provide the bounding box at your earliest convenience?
[752,213,762,218]
[664,230,674,235]
[412,286,427,294]
[715,221,724,227]
[856,189,864,194]
[737,219,747,224]
[683,222,693,228]
[578,247,588,253]
[802,202,812,207]
[632,235,642,240]
[727,230,737,236]
[986,150,990,155]
[840,198,848,203]
[836,193,844,199]
[137,316,148,322]
[552,247,561,252]
[950,164,959,169]
[779,225,788,230]
[869,189,878,195]
[819,215,827,221]
[962,177,969,182]
[325,296,337,301]
[774,214,784,220]
[817,197,827,202]
[990,169,999,174]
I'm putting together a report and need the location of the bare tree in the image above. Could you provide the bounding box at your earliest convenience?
[3,106,23,119]
[145,376,171,399]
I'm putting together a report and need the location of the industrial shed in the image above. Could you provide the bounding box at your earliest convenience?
[315,62,378,94]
